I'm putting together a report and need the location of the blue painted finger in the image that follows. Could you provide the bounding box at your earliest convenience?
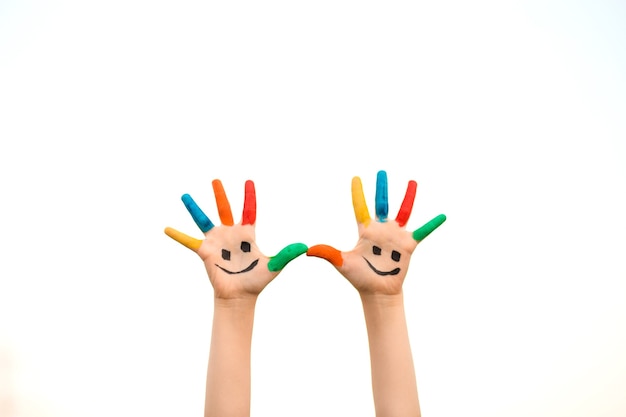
[375,170,388,222]
[182,194,214,233]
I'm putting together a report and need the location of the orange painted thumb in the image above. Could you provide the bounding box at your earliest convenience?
[306,244,343,267]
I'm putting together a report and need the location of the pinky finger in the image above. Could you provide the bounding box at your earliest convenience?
[164,227,203,251]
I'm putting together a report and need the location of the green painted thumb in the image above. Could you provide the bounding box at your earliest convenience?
[268,243,308,272]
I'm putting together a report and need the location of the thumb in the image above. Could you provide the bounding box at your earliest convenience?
[306,244,344,267]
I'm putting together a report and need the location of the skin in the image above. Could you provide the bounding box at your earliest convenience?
[163,172,445,417]
[164,179,306,417]
[308,170,446,417]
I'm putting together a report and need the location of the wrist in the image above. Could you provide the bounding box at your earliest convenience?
[213,295,258,312]
[359,292,408,332]
[359,291,405,309]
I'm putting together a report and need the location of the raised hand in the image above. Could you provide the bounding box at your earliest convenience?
[164,179,307,300]
[307,170,446,296]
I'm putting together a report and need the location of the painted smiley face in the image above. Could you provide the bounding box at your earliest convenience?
[363,245,402,276]
[215,241,260,274]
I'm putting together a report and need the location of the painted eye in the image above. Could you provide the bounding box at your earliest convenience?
[391,250,401,262]
[222,249,231,261]
[373,246,382,256]
[241,241,251,253]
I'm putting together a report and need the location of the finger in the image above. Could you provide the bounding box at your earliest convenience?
[306,244,343,267]
[241,180,256,225]
[182,194,214,233]
[352,176,371,226]
[412,214,447,242]
[395,180,417,227]
[267,243,308,272]
[375,170,388,222]
[164,227,203,251]
[212,179,234,226]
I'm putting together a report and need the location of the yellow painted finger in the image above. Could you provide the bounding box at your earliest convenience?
[351,176,371,226]
[164,227,203,251]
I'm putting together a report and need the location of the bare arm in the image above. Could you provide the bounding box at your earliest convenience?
[164,179,307,417]
[205,297,257,417]
[307,170,446,417]
[360,293,420,417]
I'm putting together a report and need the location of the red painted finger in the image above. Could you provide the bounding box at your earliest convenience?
[395,180,417,227]
[241,180,256,225]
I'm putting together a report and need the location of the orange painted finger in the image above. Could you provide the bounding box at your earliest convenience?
[306,244,343,267]
[212,179,234,226]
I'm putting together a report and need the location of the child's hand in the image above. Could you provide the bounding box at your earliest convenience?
[165,179,307,300]
[307,170,446,296]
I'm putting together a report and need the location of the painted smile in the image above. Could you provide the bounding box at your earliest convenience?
[216,259,260,275]
[363,257,400,276]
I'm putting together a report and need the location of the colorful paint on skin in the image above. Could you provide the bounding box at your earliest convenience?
[268,243,309,272]
[182,193,214,233]
[375,170,389,222]
[352,176,371,226]
[413,214,447,242]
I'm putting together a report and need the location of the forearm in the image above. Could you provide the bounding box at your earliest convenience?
[360,292,421,417]
[205,297,257,417]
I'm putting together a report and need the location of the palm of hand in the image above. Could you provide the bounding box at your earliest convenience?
[165,179,307,300]
[308,171,446,296]
[340,220,418,295]
[197,223,275,299]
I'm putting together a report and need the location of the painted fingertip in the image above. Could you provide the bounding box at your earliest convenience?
[306,244,343,267]
[181,194,214,233]
[375,170,389,222]
[241,180,257,225]
[352,176,371,227]
[413,214,447,242]
[395,180,417,227]
[268,243,308,272]
[164,226,203,251]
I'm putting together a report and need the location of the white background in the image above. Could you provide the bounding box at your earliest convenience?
[1,1,625,416]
